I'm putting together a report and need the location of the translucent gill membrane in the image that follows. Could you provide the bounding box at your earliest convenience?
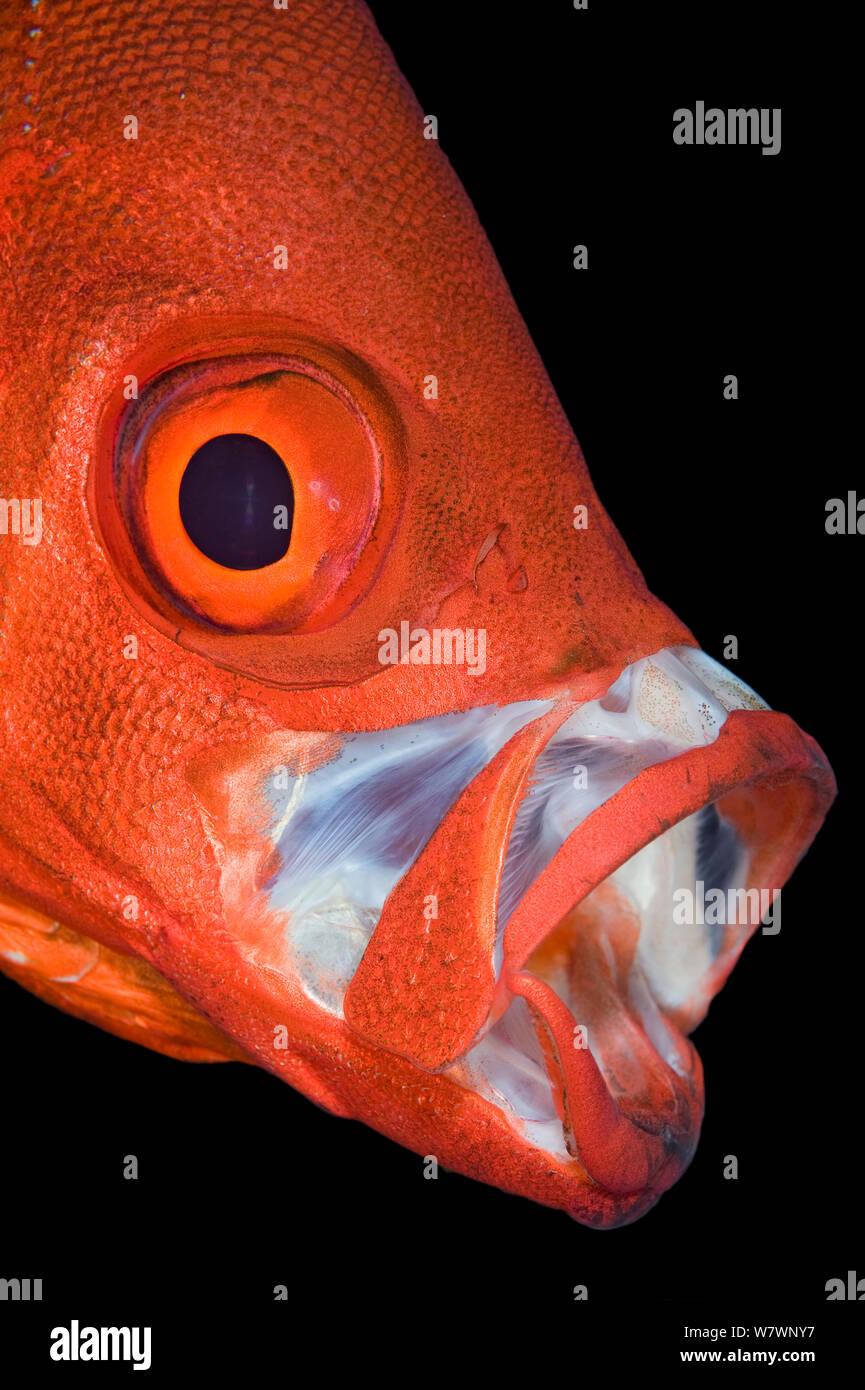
[262,699,550,1013]
[450,994,570,1157]
[453,799,747,1159]
[494,645,767,971]
[632,799,745,1010]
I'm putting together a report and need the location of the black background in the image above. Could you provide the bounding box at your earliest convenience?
[2,0,856,1374]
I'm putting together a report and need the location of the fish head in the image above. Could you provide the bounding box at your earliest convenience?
[0,0,835,1227]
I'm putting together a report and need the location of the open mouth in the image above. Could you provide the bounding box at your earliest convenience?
[0,642,831,1208]
[206,643,829,1195]
[256,646,758,1004]
[451,800,739,1167]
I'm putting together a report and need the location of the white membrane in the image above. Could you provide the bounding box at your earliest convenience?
[262,700,550,1014]
[496,646,759,964]
[449,996,572,1161]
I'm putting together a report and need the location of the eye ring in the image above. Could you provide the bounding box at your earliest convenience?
[89,318,410,684]
[112,352,382,633]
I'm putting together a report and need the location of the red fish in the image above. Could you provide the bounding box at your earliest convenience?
[0,0,835,1227]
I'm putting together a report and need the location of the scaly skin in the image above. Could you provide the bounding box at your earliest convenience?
[0,1,835,1226]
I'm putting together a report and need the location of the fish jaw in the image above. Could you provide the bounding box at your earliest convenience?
[136,655,838,1224]
[175,656,834,1225]
[0,647,833,1227]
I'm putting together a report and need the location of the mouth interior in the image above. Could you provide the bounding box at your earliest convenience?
[450,799,749,1159]
[261,645,762,1005]
[251,643,775,1160]
[494,646,752,966]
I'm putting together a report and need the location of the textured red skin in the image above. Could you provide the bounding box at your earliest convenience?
[0,0,836,1225]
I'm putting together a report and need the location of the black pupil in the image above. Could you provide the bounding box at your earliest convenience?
[178,434,294,570]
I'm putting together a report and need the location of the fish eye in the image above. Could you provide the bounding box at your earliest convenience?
[105,353,385,634]
[178,434,295,571]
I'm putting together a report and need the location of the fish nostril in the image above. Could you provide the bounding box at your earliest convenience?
[178,433,294,570]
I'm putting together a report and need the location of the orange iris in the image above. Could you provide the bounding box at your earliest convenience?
[116,356,381,633]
